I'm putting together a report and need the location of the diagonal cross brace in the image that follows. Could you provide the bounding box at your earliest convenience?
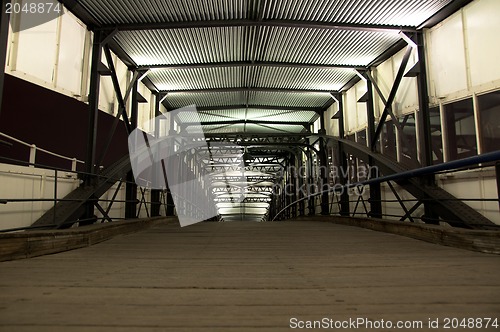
[363,70,402,133]
[371,46,413,149]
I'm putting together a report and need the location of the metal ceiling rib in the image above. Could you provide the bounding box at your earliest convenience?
[248,91,330,108]
[168,91,246,108]
[148,67,250,91]
[149,66,355,92]
[176,109,318,125]
[247,110,318,122]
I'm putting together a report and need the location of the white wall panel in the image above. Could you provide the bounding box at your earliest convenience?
[345,87,357,133]
[392,49,419,114]
[137,82,153,133]
[56,11,86,95]
[427,13,468,97]
[99,51,116,114]
[373,56,393,118]
[325,103,339,137]
[438,169,499,225]
[355,80,367,128]
[464,0,500,87]
[15,18,58,83]
[0,164,79,230]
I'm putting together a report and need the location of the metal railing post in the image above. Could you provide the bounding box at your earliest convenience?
[29,144,36,167]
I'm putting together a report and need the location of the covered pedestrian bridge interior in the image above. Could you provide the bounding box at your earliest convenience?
[0,0,500,330]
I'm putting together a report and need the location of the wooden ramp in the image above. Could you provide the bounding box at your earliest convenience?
[1,219,499,331]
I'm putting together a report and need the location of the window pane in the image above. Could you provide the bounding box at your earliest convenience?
[400,114,419,168]
[444,99,477,161]
[429,107,444,164]
[381,121,397,160]
[478,91,500,153]
[356,129,367,147]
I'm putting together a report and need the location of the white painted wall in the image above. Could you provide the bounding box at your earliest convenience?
[0,163,79,230]
[0,162,163,231]
[325,102,340,137]
[437,168,499,224]
[6,7,88,98]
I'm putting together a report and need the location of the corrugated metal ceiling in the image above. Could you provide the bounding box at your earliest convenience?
[148,66,354,91]
[115,27,400,67]
[79,0,452,26]
[176,109,318,123]
[71,0,454,127]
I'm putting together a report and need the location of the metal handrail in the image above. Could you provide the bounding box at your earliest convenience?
[271,150,500,222]
[0,132,85,171]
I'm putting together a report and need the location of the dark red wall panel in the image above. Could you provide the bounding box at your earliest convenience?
[0,74,128,171]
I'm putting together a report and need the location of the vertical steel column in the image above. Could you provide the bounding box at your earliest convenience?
[318,110,330,215]
[0,2,9,119]
[82,30,103,222]
[150,93,161,217]
[336,94,350,216]
[85,30,102,182]
[496,162,500,212]
[307,146,316,216]
[416,32,439,224]
[289,154,297,218]
[366,76,382,218]
[297,153,305,217]
[162,106,175,216]
[125,77,138,219]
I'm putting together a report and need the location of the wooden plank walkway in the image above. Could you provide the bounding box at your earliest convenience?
[1,219,499,331]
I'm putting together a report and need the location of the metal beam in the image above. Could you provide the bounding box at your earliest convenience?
[418,0,474,29]
[98,19,416,33]
[194,105,321,112]
[58,0,101,29]
[164,87,333,94]
[416,33,433,168]
[0,1,9,119]
[365,78,382,218]
[496,162,500,212]
[364,70,402,132]
[368,39,407,68]
[180,120,310,127]
[371,46,413,148]
[415,32,439,223]
[140,61,364,71]
[334,93,350,216]
[96,45,133,168]
[85,30,103,180]
[125,78,139,219]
